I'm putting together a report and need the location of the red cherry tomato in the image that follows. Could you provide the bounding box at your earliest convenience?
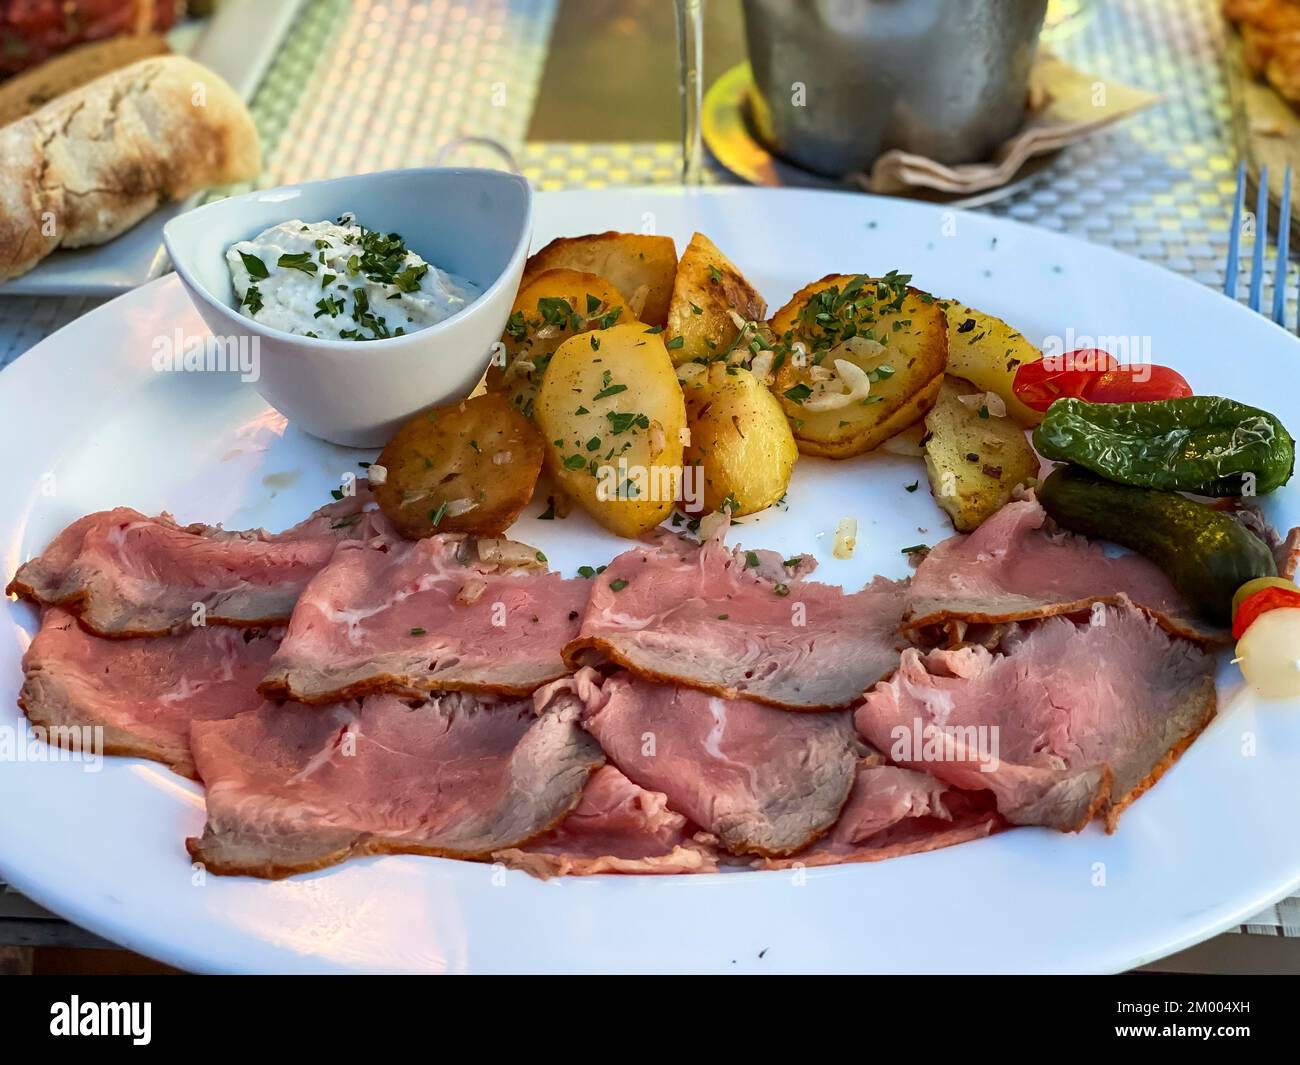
[1232,585,1300,639]
[1012,350,1193,412]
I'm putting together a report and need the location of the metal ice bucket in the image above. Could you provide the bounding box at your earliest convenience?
[743,0,1049,176]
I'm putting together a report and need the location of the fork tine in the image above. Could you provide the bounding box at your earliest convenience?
[1274,167,1293,325]
[1226,161,1246,298]
[1250,164,1269,312]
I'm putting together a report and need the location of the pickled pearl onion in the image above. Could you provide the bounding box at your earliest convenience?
[1235,607,1300,699]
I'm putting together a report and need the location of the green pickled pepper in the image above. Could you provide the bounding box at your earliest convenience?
[1033,396,1295,497]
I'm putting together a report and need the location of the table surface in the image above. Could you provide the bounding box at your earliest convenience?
[2,0,1298,965]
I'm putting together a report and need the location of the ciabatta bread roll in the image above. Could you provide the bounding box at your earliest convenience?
[0,54,261,281]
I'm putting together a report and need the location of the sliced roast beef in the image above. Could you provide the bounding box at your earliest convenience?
[755,759,1001,870]
[1233,504,1300,581]
[186,685,604,878]
[492,765,719,878]
[6,491,387,637]
[856,604,1216,832]
[576,669,860,856]
[18,607,280,778]
[1280,528,1300,581]
[259,535,588,704]
[565,537,907,710]
[904,499,1224,644]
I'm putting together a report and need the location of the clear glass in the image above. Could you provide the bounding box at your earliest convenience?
[675,0,706,185]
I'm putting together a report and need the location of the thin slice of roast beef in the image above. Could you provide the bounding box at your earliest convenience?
[576,669,861,856]
[755,758,1001,869]
[904,499,1224,644]
[492,765,719,878]
[6,491,387,637]
[1280,528,1300,581]
[259,535,588,704]
[186,685,604,878]
[1232,503,1300,582]
[564,537,907,710]
[18,608,280,778]
[856,604,1216,832]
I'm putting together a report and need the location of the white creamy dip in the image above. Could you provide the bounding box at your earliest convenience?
[226,213,479,341]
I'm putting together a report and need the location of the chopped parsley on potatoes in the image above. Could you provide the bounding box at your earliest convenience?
[535,322,686,537]
[768,273,948,458]
[372,393,544,539]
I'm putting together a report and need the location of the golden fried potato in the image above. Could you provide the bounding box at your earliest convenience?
[372,393,544,539]
[664,232,767,366]
[769,274,947,458]
[680,362,796,515]
[942,301,1044,427]
[524,232,677,326]
[923,376,1039,532]
[535,322,686,538]
[485,269,636,420]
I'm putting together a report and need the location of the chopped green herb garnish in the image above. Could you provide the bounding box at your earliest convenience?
[314,294,345,319]
[606,411,649,433]
[392,263,429,292]
[238,251,269,279]
[277,252,318,275]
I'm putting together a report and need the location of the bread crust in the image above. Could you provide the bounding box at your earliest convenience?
[0,54,261,280]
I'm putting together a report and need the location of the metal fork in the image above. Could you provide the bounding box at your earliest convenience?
[1224,161,1294,327]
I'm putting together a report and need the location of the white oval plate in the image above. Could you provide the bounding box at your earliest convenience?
[2,188,1299,974]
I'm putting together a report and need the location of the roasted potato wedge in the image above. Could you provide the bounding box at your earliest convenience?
[485,269,635,420]
[535,322,686,538]
[664,232,766,366]
[524,232,677,326]
[680,362,796,515]
[769,274,947,458]
[372,393,544,539]
[923,376,1039,532]
[943,301,1043,427]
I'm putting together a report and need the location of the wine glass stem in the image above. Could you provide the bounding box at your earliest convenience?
[675,0,705,186]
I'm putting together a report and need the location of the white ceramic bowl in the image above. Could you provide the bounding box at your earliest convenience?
[163,168,533,447]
